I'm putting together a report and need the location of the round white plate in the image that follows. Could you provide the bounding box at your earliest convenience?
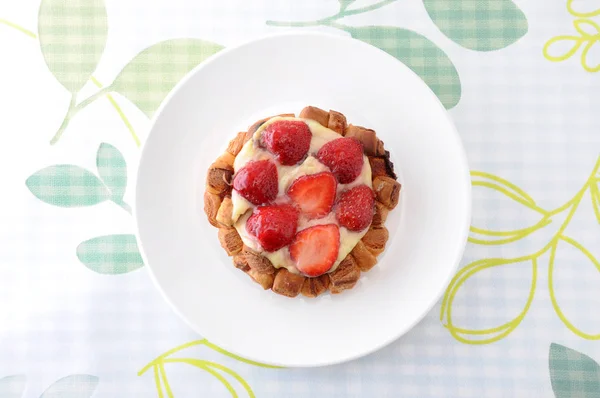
[135,32,471,367]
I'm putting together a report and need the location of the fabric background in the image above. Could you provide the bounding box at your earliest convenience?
[1,0,600,396]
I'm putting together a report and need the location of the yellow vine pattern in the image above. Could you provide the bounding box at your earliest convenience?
[138,339,281,397]
[441,156,600,344]
[543,1,600,72]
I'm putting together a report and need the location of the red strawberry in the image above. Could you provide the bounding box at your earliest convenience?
[262,120,312,165]
[233,160,278,205]
[287,172,337,219]
[316,137,364,184]
[289,224,340,277]
[246,204,299,252]
[335,185,375,231]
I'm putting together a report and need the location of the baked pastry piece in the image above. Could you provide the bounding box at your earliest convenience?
[204,106,401,297]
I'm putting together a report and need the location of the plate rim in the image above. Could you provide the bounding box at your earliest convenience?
[134,31,472,367]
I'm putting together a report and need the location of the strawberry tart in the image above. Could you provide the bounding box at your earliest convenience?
[204,106,401,298]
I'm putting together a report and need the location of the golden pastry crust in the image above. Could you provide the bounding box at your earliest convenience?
[218,227,243,256]
[361,226,389,256]
[299,106,330,127]
[216,197,234,227]
[368,156,396,180]
[232,253,251,271]
[204,191,222,228]
[206,153,234,197]
[350,240,378,272]
[227,132,247,156]
[301,274,330,298]
[373,175,401,210]
[329,255,361,294]
[372,201,389,228]
[242,247,276,274]
[247,268,275,290]
[327,110,347,135]
[204,106,402,297]
[272,268,305,297]
[344,125,385,157]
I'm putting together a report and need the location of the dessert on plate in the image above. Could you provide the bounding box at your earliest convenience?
[204,106,401,298]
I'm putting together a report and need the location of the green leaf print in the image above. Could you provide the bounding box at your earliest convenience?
[338,0,356,11]
[109,39,224,117]
[76,234,144,274]
[38,0,108,92]
[39,374,98,398]
[423,0,528,51]
[0,375,27,398]
[96,143,127,202]
[344,26,461,109]
[549,343,600,398]
[26,165,110,207]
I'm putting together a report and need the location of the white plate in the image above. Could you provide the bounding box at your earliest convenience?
[135,32,471,367]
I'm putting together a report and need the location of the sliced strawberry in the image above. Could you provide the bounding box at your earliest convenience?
[335,185,375,231]
[261,120,312,165]
[289,224,340,277]
[316,137,364,184]
[287,172,337,219]
[246,204,299,252]
[233,160,278,205]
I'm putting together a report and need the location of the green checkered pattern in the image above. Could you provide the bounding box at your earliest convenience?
[109,39,224,118]
[345,25,461,109]
[38,0,108,93]
[96,143,127,200]
[422,0,528,51]
[550,344,600,398]
[76,234,144,274]
[25,165,110,207]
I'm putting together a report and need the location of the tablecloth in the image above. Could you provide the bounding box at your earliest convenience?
[2,0,600,396]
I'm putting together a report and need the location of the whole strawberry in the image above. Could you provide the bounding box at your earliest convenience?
[335,185,375,231]
[262,120,312,165]
[246,204,299,252]
[233,160,278,205]
[316,137,364,184]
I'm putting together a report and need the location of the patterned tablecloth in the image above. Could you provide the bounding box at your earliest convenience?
[2,0,600,396]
